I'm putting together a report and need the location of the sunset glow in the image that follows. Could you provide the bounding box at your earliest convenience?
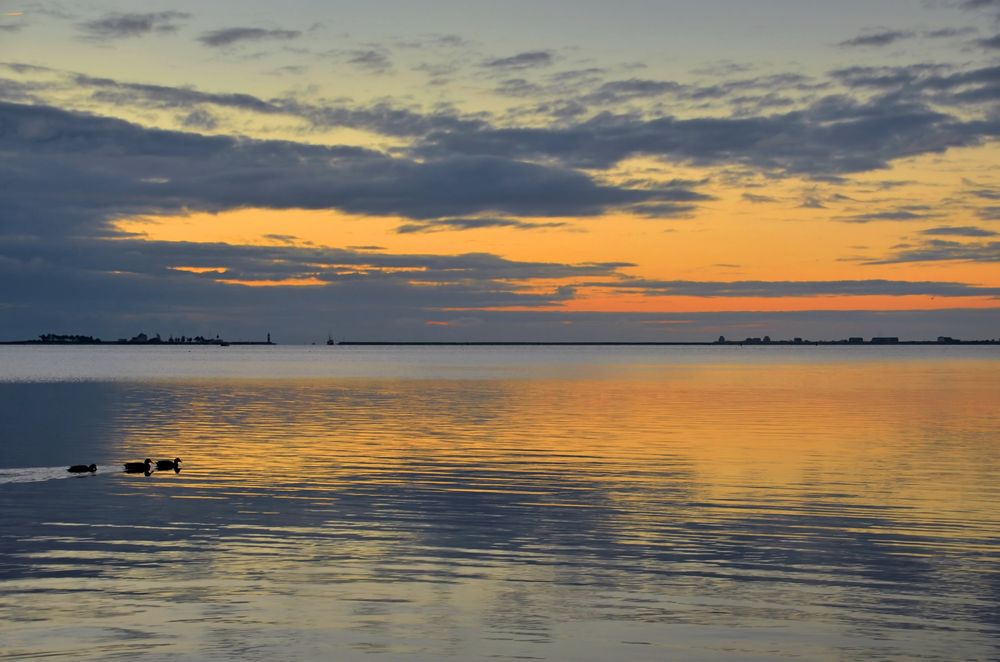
[2,0,999,341]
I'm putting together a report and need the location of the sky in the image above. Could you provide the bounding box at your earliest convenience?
[1,0,998,343]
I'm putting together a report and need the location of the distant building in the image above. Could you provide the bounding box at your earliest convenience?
[871,337,899,344]
[937,336,959,343]
[848,337,864,344]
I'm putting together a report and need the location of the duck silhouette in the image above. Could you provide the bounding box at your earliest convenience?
[123,459,153,474]
[68,464,97,473]
[156,458,181,471]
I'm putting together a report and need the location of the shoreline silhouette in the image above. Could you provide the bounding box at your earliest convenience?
[2,333,998,347]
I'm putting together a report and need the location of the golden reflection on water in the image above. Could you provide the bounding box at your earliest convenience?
[1,356,999,660]
[115,362,999,529]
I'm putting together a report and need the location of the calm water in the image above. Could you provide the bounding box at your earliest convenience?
[1,346,998,660]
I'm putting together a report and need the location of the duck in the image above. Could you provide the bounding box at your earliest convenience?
[123,458,153,473]
[156,458,181,471]
[68,464,97,473]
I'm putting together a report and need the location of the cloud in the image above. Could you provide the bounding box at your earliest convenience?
[581,78,684,104]
[921,226,997,236]
[976,206,1000,220]
[924,27,978,38]
[957,0,1000,13]
[587,278,1000,298]
[0,101,708,236]
[869,239,1000,263]
[78,11,190,41]
[416,94,998,175]
[959,0,1000,8]
[395,217,569,233]
[741,192,778,203]
[11,64,995,180]
[32,67,485,137]
[838,30,915,48]
[342,48,392,74]
[837,208,937,223]
[180,108,218,130]
[482,51,554,70]
[970,187,1000,200]
[0,236,627,286]
[0,237,632,341]
[198,27,301,48]
[828,63,1000,107]
[977,33,1000,48]
[5,231,997,342]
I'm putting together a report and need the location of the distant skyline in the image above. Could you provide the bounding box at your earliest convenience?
[2,0,999,342]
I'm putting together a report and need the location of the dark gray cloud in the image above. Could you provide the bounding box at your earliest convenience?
[198,27,301,48]
[924,27,978,38]
[838,208,937,223]
[691,61,756,77]
[395,217,569,234]
[0,77,46,103]
[828,63,1000,107]
[0,236,633,342]
[3,233,997,342]
[0,22,23,33]
[581,78,684,104]
[0,101,706,236]
[0,236,627,286]
[180,108,218,130]
[977,33,1000,48]
[970,187,1000,200]
[976,206,1000,220]
[870,239,1000,263]
[15,64,995,180]
[393,34,471,50]
[343,48,392,73]
[72,73,280,114]
[742,192,778,203]
[588,278,1000,298]
[482,51,554,70]
[415,94,998,175]
[839,30,916,48]
[559,72,823,107]
[921,226,997,236]
[78,11,190,41]
[829,63,952,89]
[959,0,1000,9]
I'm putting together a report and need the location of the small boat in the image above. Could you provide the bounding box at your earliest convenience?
[123,458,153,473]
[327,333,338,346]
[156,458,181,471]
[68,464,97,473]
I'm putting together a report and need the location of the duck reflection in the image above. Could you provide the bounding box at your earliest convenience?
[156,457,181,471]
[123,458,152,475]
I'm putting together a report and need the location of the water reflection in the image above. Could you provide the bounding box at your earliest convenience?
[0,355,998,660]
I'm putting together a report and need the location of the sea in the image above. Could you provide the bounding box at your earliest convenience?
[0,345,997,661]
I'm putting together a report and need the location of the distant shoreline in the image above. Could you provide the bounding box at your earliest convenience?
[3,340,998,347]
[0,340,274,346]
[338,340,1000,346]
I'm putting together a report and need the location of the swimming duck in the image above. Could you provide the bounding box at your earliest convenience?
[123,458,153,473]
[68,464,97,473]
[156,458,181,470]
